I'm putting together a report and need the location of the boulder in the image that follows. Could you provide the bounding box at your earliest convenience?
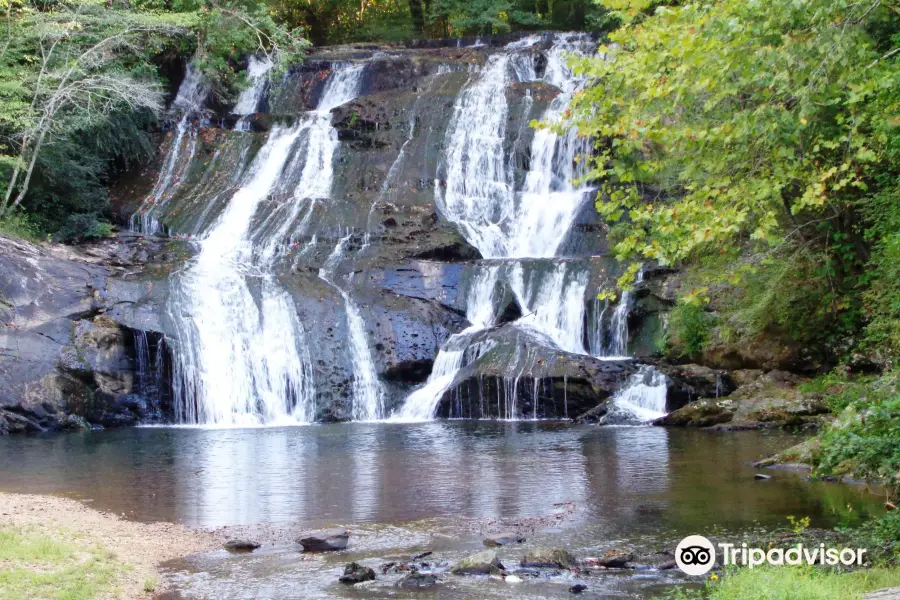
[223,539,260,553]
[297,528,349,552]
[520,547,574,569]
[593,548,634,568]
[570,584,588,594]
[451,550,504,575]
[483,532,526,547]
[339,562,376,584]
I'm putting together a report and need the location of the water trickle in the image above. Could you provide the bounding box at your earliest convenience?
[130,64,206,234]
[319,233,386,421]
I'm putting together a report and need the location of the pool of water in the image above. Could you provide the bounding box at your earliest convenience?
[0,422,882,598]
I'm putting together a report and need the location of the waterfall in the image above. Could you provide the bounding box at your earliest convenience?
[392,266,500,421]
[610,365,668,421]
[394,35,598,420]
[233,56,273,131]
[130,64,206,234]
[165,64,366,426]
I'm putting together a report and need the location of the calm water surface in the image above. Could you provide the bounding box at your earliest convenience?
[0,422,882,599]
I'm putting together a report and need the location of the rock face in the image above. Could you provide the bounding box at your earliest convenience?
[0,234,175,434]
[297,528,350,552]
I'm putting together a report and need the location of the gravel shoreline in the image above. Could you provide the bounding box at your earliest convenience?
[0,492,217,599]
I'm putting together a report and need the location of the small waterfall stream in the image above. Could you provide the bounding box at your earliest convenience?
[131,64,206,235]
[233,56,274,131]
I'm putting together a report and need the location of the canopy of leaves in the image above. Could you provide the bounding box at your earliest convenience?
[569,0,899,360]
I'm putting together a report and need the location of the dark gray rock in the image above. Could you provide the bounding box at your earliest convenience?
[298,528,349,552]
[399,572,439,589]
[339,562,376,584]
[223,539,260,553]
[570,584,588,594]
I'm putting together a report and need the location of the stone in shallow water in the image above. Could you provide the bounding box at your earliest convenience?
[594,548,634,568]
[297,528,349,552]
[570,584,588,594]
[451,549,504,575]
[483,532,526,547]
[399,572,439,589]
[520,547,575,569]
[223,539,260,553]
[339,562,376,584]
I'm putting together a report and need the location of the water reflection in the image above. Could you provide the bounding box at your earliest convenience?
[0,423,882,533]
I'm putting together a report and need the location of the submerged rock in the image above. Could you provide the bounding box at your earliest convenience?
[451,549,504,575]
[297,528,349,552]
[570,584,588,594]
[593,548,633,568]
[339,562,376,584]
[520,547,574,569]
[399,572,439,588]
[483,532,526,547]
[223,539,260,553]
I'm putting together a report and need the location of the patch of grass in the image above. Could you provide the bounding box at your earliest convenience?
[0,525,126,600]
[666,566,900,600]
[0,212,44,243]
[799,371,877,413]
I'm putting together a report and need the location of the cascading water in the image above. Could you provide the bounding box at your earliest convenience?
[233,56,273,131]
[395,35,599,419]
[319,233,386,422]
[131,64,206,234]
[393,266,501,421]
[166,64,366,426]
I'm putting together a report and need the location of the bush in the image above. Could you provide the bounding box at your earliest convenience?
[816,371,900,500]
[667,302,712,358]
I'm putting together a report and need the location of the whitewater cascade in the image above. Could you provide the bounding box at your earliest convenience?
[131,64,206,235]
[395,34,668,422]
[395,34,600,419]
[233,56,274,131]
[167,64,366,425]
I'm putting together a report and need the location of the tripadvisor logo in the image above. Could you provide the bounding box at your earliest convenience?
[675,535,868,576]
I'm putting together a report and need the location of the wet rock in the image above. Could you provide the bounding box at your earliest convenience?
[436,324,638,419]
[573,401,609,424]
[592,548,634,568]
[339,562,376,584]
[657,363,734,409]
[451,549,504,575]
[483,532,526,547]
[570,584,588,594]
[297,528,349,552]
[755,473,773,480]
[520,547,574,569]
[223,539,261,553]
[399,572,439,589]
[412,551,433,560]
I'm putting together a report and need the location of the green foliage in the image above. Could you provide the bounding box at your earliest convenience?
[816,370,900,500]
[569,0,900,360]
[801,371,877,413]
[667,301,712,358]
[0,212,42,242]
[666,566,900,600]
[0,0,307,241]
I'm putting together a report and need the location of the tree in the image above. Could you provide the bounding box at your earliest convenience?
[569,0,900,299]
